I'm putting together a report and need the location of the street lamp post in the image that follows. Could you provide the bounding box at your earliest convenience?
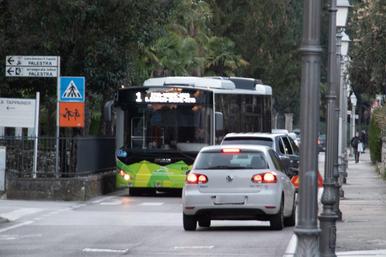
[340,32,351,184]
[294,0,322,255]
[334,31,343,221]
[319,0,339,255]
[351,93,357,139]
[319,0,350,256]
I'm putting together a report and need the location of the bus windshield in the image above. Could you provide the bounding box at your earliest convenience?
[119,87,213,152]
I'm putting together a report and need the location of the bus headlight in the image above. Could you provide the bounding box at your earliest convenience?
[119,170,131,181]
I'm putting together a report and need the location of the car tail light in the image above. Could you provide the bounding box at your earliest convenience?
[186,173,208,184]
[222,148,240,154]
[251,172,277,184]
[252,174,263,183]
[263,172,277,183]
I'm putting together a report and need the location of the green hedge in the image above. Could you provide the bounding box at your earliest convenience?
[369,108,383,163]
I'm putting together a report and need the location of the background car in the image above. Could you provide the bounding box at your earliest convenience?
[182,145,296,231]
[221,132,300,178]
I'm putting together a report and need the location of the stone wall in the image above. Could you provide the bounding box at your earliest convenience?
[6,171,116,201]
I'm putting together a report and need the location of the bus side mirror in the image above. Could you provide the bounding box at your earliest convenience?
[104,100,114,122]
[215,112,224,131]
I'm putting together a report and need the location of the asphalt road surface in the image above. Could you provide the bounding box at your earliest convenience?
[0,189,294,257]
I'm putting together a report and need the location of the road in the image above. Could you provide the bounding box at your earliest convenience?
[0,188,294,257]
[0,153,329,257]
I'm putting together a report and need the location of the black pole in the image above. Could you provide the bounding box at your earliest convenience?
[294,0,322,255]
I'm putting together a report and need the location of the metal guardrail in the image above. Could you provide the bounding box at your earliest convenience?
[0,136,115,178]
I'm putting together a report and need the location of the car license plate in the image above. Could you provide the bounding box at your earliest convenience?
[214,195,246,205]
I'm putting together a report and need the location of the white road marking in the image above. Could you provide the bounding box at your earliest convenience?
[91,196,114,204]
[100,201,121,206]
[0,234,42,240]
[282,234,297,256]
[82,248,129,253]
[140,202,164,206]
[0,221,34,233]
[173,246,214,250]
[0,208,42,221]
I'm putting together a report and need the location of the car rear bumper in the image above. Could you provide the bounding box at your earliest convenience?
[182,190,281,218]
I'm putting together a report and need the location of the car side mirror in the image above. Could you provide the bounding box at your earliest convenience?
[278,155,290,168]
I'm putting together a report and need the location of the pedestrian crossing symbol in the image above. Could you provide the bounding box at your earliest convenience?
[59,76,85,102]
[62,80,82,98]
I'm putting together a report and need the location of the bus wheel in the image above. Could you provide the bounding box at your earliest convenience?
[130,188,156,196]
[129,188,142,196]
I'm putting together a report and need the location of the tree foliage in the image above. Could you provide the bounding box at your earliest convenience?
[1,0,339,134]
[207,0,303,120]
[1,0,171,134]
[349,0,386,98]
[139,0,246,78]
[368,106,384,163]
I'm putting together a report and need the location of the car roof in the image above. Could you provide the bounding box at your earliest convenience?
[223,132,286,139]
[200,144,271,152]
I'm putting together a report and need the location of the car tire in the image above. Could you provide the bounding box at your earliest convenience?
[270,198,284,230]
[284,197,296,227]
[198,218,211,228]
[183,214,197,231]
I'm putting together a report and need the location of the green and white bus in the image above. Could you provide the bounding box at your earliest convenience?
[113,76,272,195]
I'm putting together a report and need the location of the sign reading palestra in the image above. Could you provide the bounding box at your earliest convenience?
[59,102,84,128]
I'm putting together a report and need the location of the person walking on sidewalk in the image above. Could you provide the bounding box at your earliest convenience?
[351,132,362,163]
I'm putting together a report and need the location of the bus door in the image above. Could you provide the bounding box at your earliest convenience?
[131,115,146,149]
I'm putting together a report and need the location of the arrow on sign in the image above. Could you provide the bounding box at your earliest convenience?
[6,67,22,76]
[7,67,14,75]
[7,56,15,65]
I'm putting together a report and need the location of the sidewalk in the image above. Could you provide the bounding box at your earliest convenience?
[284,150,386,256]
[336,151,386,255]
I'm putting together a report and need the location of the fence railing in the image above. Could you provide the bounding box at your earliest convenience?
[0,136,115,178]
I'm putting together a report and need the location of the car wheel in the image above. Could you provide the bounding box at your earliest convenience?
[183,214,197,231]
[198,218,211,228]
[284,197,296,227]
[270,198,284,230]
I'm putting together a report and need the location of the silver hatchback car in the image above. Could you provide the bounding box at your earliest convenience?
[182,145,296,231]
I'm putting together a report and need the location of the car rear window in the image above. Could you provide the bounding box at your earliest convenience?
[222,137,273,147]
[194,151,268,170]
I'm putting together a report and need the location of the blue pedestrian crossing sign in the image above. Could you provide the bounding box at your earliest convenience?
[59,76,85,102]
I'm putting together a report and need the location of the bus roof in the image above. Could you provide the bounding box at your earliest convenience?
[143,76,272,95]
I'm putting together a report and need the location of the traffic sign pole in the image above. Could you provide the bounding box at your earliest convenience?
[55,57,60,178]
[32,92,40,179]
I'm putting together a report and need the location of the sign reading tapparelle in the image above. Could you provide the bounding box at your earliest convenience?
[59,102,85,127]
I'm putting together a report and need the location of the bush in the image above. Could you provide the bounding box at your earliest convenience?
[368,108,383,163]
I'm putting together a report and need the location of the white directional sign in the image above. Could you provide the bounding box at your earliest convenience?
[0,97,36,128]
[6,66,58,77]
[5,55,59,77]
[6,56,58,67]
